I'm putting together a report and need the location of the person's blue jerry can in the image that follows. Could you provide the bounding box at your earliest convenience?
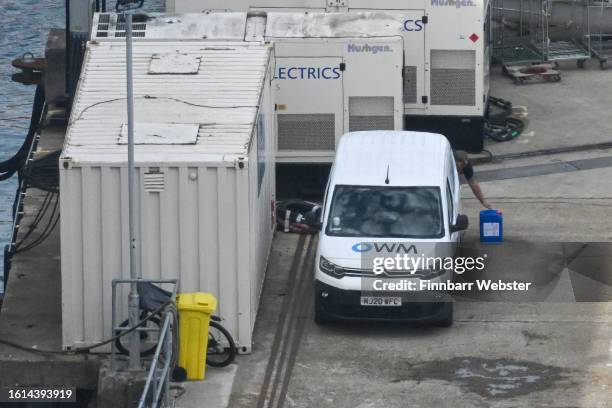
[480,209,503,243]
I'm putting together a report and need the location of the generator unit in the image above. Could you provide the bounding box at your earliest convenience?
[266,35,404,163]
[167,0,491,152]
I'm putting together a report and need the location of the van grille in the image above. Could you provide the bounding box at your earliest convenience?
[336,267,446,279]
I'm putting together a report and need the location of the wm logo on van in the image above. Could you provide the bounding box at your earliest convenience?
[351,243,418,253]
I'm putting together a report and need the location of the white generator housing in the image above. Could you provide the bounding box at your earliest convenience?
[270,36,403,163]
[167,0,491,152]
[60,39,276,352]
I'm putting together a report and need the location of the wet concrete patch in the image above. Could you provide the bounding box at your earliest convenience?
[522,330,551,346]
[392,357,573,399]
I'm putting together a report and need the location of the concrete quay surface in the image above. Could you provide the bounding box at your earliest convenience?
[224,62,612,408]
[0,124,103,394]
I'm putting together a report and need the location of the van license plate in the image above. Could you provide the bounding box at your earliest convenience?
[360,297,402,307]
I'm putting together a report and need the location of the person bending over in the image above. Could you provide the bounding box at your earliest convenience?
[453,150,492,209]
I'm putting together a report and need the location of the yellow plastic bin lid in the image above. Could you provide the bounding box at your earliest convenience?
[177,292,217,314]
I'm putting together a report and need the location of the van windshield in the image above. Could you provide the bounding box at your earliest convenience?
[325,185,444,238]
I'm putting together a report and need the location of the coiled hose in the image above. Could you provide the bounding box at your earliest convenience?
[485,96,525,142]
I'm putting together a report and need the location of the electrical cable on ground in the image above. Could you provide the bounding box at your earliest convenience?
[13,190,53,249]
[20,150,60,192]
[10,149,62,253]
[14,191,59,253]
[0,300,174,355]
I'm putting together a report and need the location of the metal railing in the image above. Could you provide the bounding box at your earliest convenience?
[2,135,38,292]
[110,278,178,372]
[138,310,175,408]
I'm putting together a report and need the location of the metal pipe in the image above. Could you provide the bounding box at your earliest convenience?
[65,0,70,97]
[137,312,173,408]
[125,11,141,371]
[163,326,171,408]
[110,281,118,372]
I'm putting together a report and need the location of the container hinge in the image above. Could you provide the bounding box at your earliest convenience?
[339,62,346,71]
[422,95,428,104]
[422,16,428,24]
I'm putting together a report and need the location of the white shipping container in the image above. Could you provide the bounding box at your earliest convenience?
[60,40,276,352]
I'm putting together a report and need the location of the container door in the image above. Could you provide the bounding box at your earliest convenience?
[351,9,426,111]
[273,57,344,162]
[399,10,426,110]
[342,37,404,133]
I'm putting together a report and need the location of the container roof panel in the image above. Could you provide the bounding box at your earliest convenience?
[62,41,271,165]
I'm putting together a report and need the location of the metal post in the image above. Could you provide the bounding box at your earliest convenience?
[111,281,117,372]
[125,11,141,371]
[163,319,171,408]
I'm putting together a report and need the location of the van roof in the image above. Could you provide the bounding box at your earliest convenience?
[331,131,451,187]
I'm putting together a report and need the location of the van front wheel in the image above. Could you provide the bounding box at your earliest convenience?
[435,302,454,327]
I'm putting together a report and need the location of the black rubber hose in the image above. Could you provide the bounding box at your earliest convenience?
[15,192,59,254]
[484,96,525,143]
[0,299,174,355]
[485,117,525,142]
[13,191,53,249]
[0,85,45,179]
[20,150,61,192]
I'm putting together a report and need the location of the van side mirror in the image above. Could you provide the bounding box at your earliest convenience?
[304,210,322,231]
[450,214,469,233]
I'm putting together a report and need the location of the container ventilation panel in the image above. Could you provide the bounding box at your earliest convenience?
[277,114,335,151]
[430,50,476,106]
[349,97,394,132]
[143,172,165,193]
[93,13,147,39]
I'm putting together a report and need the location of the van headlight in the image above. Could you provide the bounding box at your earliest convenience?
[319,256,343,278]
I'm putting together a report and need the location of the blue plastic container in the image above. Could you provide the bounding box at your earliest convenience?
[480,209,503,243]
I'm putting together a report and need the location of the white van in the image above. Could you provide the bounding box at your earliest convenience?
[308,131,468,326]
